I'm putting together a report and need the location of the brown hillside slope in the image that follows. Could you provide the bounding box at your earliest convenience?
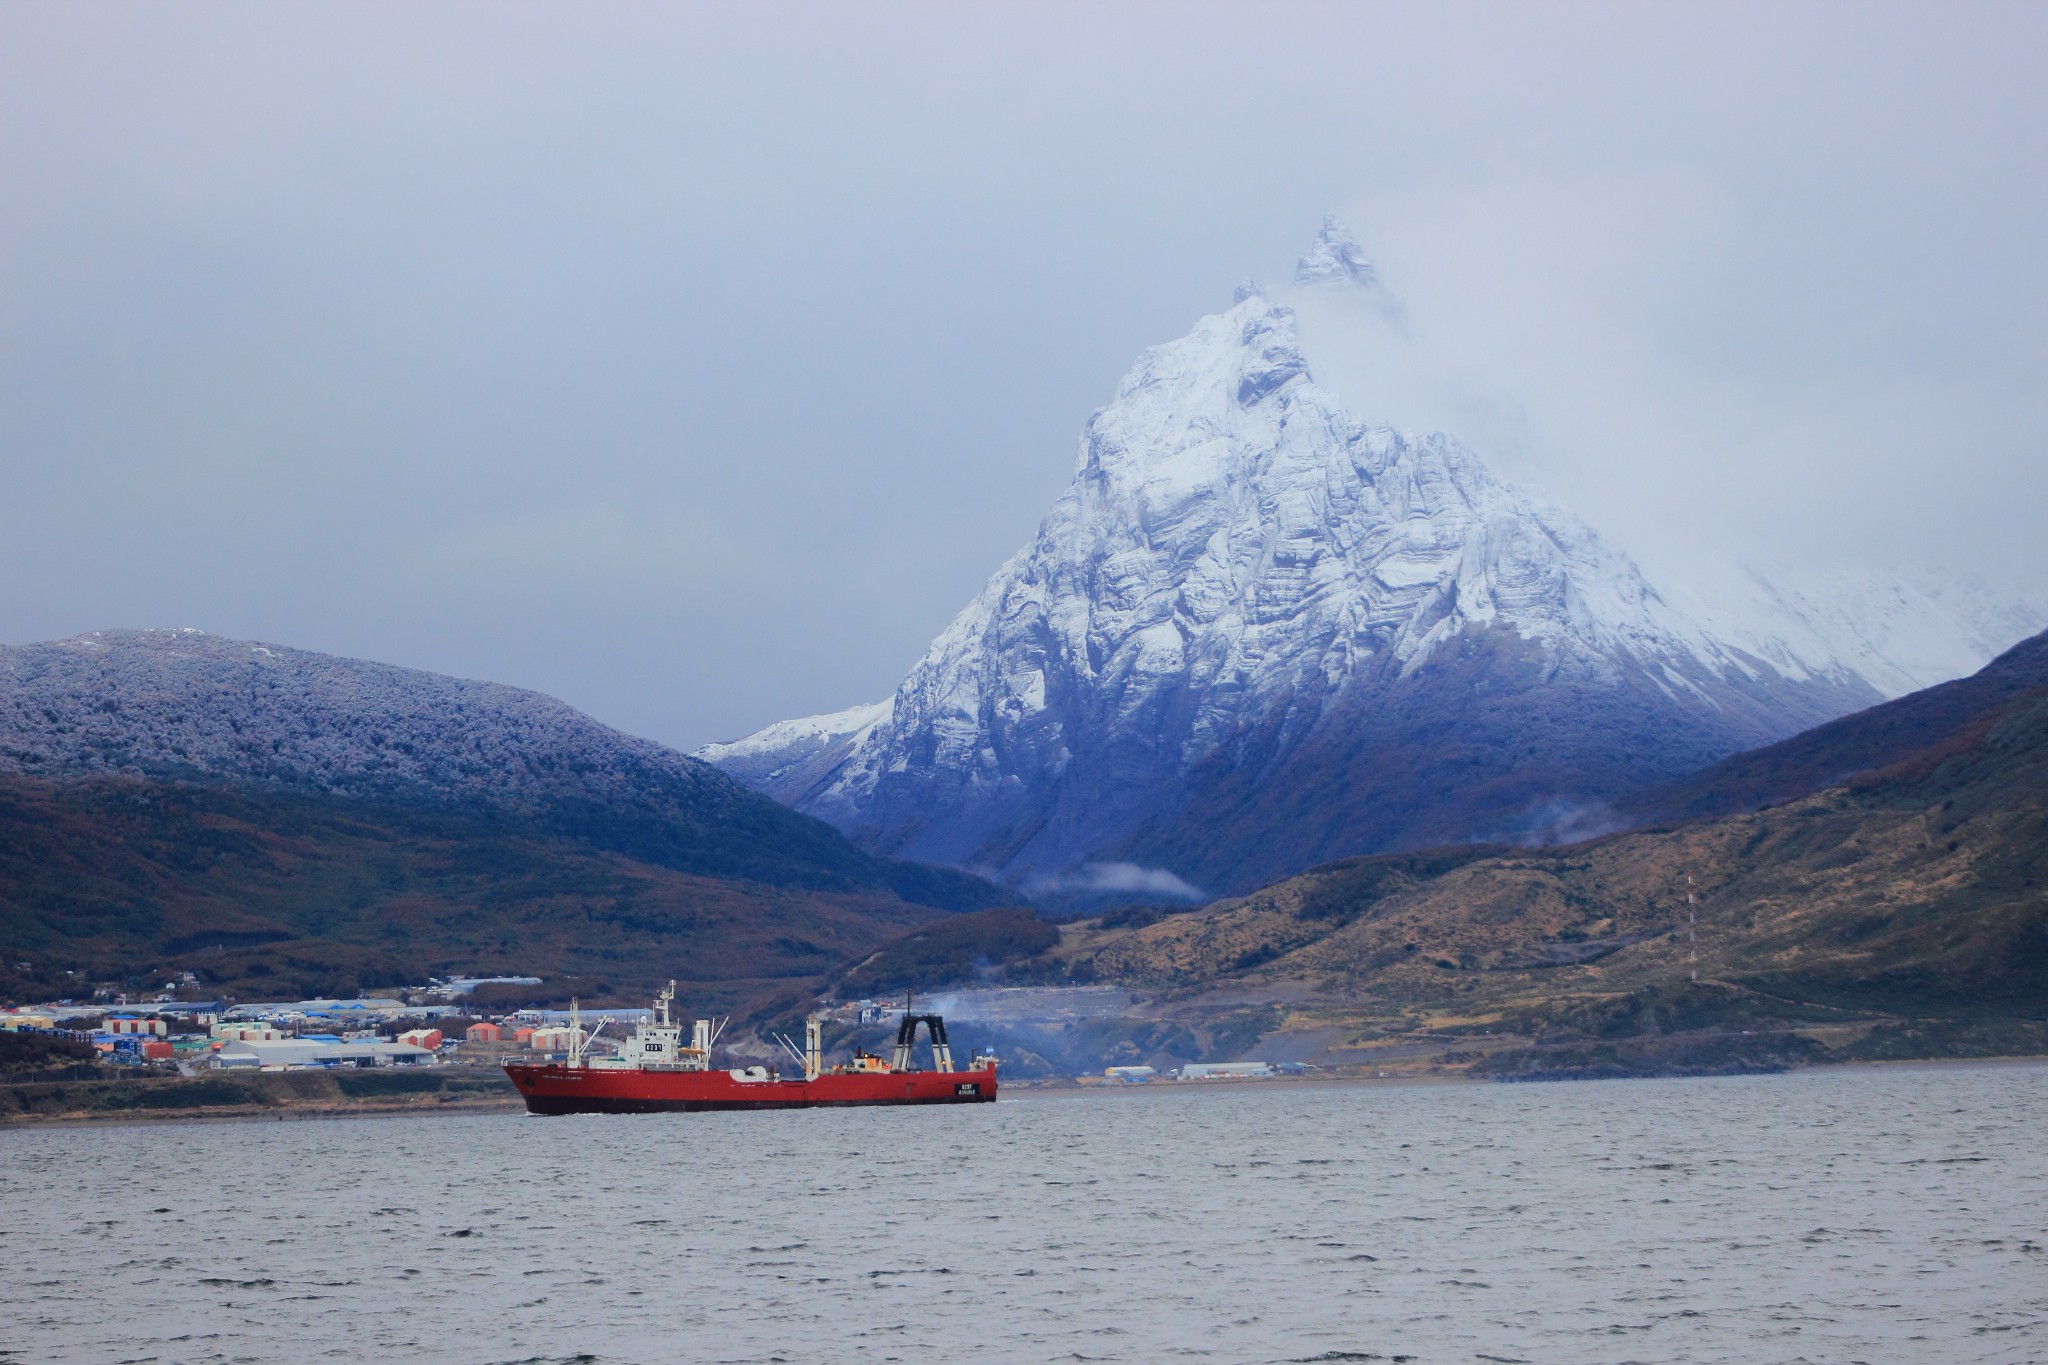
[1038,682,2048,1076]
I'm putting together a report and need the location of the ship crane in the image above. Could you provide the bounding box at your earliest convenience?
[891,1012,955,1073]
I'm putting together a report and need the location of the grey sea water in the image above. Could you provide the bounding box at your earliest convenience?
[2,1064,2042,1365]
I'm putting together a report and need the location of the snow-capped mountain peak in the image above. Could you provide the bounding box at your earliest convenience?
[1293,214,1376,289]
[700,219,2043,895]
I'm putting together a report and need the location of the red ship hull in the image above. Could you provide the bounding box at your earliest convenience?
[504,1062,998,1114]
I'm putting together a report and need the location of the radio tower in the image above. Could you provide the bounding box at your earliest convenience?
[1687,873,1698,982]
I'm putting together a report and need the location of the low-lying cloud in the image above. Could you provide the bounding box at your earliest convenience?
[1024,862,1207,903]
[1505,798,1628,850]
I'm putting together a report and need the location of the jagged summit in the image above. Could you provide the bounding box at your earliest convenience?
[701,219,2044,897]
[1293,214,1376,288]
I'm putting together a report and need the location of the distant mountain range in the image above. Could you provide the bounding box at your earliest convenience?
[0,628,1009,1006]
[703,218,2045,897]
[855,627,2048,1078]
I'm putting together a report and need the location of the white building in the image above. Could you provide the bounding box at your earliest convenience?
[1177,1062,1274,1080]
[210,1039,434,1071]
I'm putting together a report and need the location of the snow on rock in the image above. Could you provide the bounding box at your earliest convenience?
[694,698,893,798]
[704,222,2043,895]
[1293,214,1377,288]
[0,628,777,857]
[1673,563,2048,701]
[0,630,1013,906]
[698,699,892,764]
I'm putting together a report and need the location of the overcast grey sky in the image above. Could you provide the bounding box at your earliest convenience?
[3,2,2044,750]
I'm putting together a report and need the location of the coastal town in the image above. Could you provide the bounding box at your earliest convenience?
[0,974,602,1075]
[0,974,1318,1100]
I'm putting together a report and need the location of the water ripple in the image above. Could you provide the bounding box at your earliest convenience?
[1,1065,2042,1363]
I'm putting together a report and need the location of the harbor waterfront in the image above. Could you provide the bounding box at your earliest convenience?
[2,1062,2041,1364]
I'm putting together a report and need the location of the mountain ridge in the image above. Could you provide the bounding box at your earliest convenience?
[703,219,2036,895]
[1623,627,2048,827]
[0,626,1003,910]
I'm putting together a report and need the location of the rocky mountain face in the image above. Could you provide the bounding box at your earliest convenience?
[0,627,1000,908]
[705,219,2034,897]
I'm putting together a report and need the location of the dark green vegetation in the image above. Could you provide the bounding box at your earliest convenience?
[832,907,1061,996]
[990,630,2048,1078]
[0,774,1006,1013]
[0,1028,100,1081]
[0,1065,517,1121]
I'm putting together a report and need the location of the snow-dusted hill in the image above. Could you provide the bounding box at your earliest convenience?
[702,219,2044,896]
[0,627,1003,906]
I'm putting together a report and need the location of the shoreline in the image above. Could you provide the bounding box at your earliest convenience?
[0,1094,532,1127]
[9,1051,2044,1127]
[0,1065,524,1127]
[1001,1051,2048,1101]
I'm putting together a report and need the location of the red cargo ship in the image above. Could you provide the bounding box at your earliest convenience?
[503,984,996,1114]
